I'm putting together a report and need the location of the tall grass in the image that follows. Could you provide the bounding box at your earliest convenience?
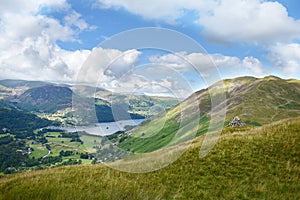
[0,117,299,199]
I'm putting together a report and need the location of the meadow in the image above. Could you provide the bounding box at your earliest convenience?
[0,117,299,199]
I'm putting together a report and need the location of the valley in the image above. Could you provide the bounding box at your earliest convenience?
[2,1,300,199]
[0,76,299,199]
[0,79,178,174]
[0,117,299,199]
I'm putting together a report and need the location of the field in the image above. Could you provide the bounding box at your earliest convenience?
[27,131,101,166]
[0,117,299,199]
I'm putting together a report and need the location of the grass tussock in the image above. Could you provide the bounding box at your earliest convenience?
[0,117,300,199]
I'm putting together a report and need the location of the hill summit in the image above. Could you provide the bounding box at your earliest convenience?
[16,85,73,113]
[117,75,300,153]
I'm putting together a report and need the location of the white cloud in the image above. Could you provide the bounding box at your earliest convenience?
[0,0,94,81]
[78,54,196,98]
[149,52,190,72]
[189,53,242,70]
[76,48,141,85]
[0,0,68,14]
[242,57,264,75]
[0,36,86,81]
[64,11,97,32]
[198,0,300,44]
[96,0,217,22]
[97,0,300,44]
[104,49,141,78]
[269,43,300,76]
[149,52,263,76]
[1,0,298,93]
[135,65,195,98]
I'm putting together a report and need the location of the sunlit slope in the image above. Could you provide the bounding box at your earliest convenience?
[223,75,300,124]
[118,76,300,153]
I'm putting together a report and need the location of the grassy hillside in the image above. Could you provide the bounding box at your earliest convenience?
[117,76,300,153]
[14,85,73,113]
[223,75,300,124]
[0,117,299,199]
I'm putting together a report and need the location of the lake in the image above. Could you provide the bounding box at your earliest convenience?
[44,119,145,136]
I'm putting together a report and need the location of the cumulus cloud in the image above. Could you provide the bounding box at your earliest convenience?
[77,53,195,98]
[96,0,216,22]
[134,64,195,98]
[149,52,263,76]
[64,11,97,32]
[242,57,264,76]
[1,0,298,95]
[0,0,68,14]
[198,0,300,44]
[0,0,93,81]
[97,0,300,44]
[104,49,141,78]
[76,48,141,85]
[268,43,300,76]
[0,35,90,81]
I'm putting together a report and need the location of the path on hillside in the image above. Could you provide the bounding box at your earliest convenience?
[42,150,51,158]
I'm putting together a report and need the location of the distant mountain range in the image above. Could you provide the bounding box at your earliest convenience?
[0,76,299,199]
[0,79,178,124]
[1,75,299,139]
[0,75,300,186]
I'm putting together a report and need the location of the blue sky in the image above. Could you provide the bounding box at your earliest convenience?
[0,0,300,96]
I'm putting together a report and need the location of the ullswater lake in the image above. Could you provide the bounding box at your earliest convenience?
[43,119,145,136]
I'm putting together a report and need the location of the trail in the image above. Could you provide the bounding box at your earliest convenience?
[42,150,51,158]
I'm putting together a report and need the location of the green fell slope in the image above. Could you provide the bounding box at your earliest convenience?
[223,76,300,124]
[117,76,300,153]
[0,117,299,199]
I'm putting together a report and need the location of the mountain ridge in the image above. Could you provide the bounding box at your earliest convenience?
[0,79,178,123]
[116,75,300,153]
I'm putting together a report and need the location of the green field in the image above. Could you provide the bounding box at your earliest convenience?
[0,117,299,199]
[29,144,48,159]
[79,134,103,151]
[26,132,97,168]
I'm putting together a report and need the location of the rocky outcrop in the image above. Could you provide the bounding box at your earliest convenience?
[229,116,246,127]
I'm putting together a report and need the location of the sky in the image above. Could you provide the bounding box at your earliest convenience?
[0,0,300,96]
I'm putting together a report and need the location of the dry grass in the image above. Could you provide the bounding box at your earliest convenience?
[0,117,300,199]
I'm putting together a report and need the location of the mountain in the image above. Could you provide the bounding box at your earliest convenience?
[0,79,178,124]
[13,85,73,113]
[0,79,48,88]
[222,75,300,124]
[0,76,299,199]
[0,117,299,199]
[117,76,300,153]
[74,85,179,117]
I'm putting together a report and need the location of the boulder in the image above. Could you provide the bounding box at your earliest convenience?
[229,116,246,127]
